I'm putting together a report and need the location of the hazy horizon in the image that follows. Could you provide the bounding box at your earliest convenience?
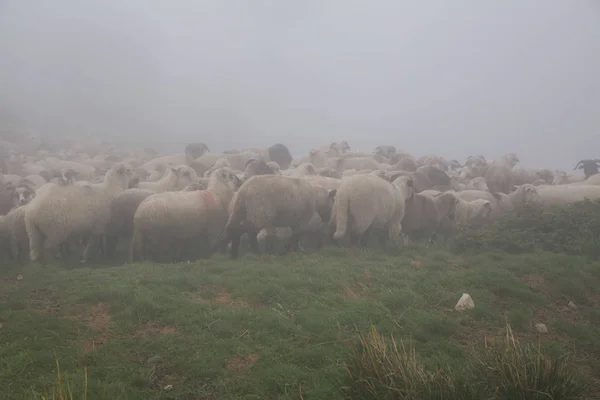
[1,1,599,168]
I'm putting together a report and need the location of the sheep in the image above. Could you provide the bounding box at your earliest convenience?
[574,159,600,179]
[326,156,379,173]
[402,191,459,241]
[25,163,133,263]
[374,145,397,159]
[382,170,432,193]
[284,163,319,177]
[464,155,488,178]
[225,175,337,258]
[331,173,413,248]
[242,159,277,181]
[104,188,155,259]
[453,184,540,218]
[454,199,493,227]
[484,157,515,194]
[416,165,451,188]
[535,185,600,207]
[130,168,240,262]
[464,177,489,191]
[2,205,30,262]
[136,165,197,191]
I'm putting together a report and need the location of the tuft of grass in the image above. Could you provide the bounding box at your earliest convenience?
[479,323,588,400]
[32,358,88,400]
[345,324,483,400]
[346,324,589,400]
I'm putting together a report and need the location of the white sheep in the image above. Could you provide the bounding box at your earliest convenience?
[130,168,240,262]
[535,185,600,207]
[225,175,337,258]
[136,165,198,192]
[453,184,540,218]
[25,163,133,263]
[331,173,413,247]
[454,199,493,227]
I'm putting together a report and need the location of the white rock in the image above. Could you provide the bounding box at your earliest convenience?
[535,323,548,334]
[16,274,23,281]
[568,301,578,310]
[454,293,475,311]
[164,385,173,391]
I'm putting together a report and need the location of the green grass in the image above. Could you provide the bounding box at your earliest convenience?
[1,243,599,399]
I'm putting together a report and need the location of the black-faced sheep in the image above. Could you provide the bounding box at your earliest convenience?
[574,159,600,179]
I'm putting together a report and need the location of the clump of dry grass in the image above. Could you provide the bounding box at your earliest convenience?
[480,323,588,400]
[345,324,482,400]
[346,323,588,400]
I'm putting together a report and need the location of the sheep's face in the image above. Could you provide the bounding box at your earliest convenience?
[515,184,541,207]
[12,185,35,206]
[479,201,493,220]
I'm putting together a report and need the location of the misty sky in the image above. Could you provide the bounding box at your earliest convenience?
[0,1,599,168]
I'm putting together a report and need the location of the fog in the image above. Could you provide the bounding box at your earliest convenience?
[0,1,599,168]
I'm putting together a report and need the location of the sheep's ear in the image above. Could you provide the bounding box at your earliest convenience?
[328,189,337,200]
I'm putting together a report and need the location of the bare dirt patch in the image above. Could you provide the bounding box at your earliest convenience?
[521,274,549,291]
[185,286,257,308]
[226,353,259,373]
[343,287,360,299]
[29,288,63,315]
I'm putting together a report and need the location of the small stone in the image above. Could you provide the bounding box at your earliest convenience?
[0,323,3,329]
[147,356,162,365]
[568,301,578,310]
[164,385,173,391]
[535,323,548,334]
[455,293,475,311]
[16,274,23,281]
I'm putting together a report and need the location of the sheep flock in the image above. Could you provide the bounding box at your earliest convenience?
[1,130,599,265]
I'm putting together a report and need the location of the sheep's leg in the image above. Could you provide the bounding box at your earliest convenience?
[359,227,372,249]
[377,231,388,248]
[230,235,241,259]
[284,232,301,254]
[247,231,260,254]
[80,235,99,264]
[265,234,277,254]
[349,232,360,247]
[129,231,142,263]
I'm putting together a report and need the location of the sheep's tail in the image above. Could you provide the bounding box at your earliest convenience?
[332,189,349,241]
[25,211,43,262]
[225,193,246,239]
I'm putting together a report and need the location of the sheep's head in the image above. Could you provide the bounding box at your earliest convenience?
[266,161,281,174]
[59,169,79,185]
[109,163,134,189]
[185,142,210,160]
[513,184,541,207]
[174,165,198,187]
[12,183,36,207]
[390,175,414,199]
[243,159,276,180]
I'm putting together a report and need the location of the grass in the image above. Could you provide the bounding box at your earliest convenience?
[2,202,600,399]
[1,247,599,399]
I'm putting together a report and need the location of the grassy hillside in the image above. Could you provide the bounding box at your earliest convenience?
[2,202,600,399]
